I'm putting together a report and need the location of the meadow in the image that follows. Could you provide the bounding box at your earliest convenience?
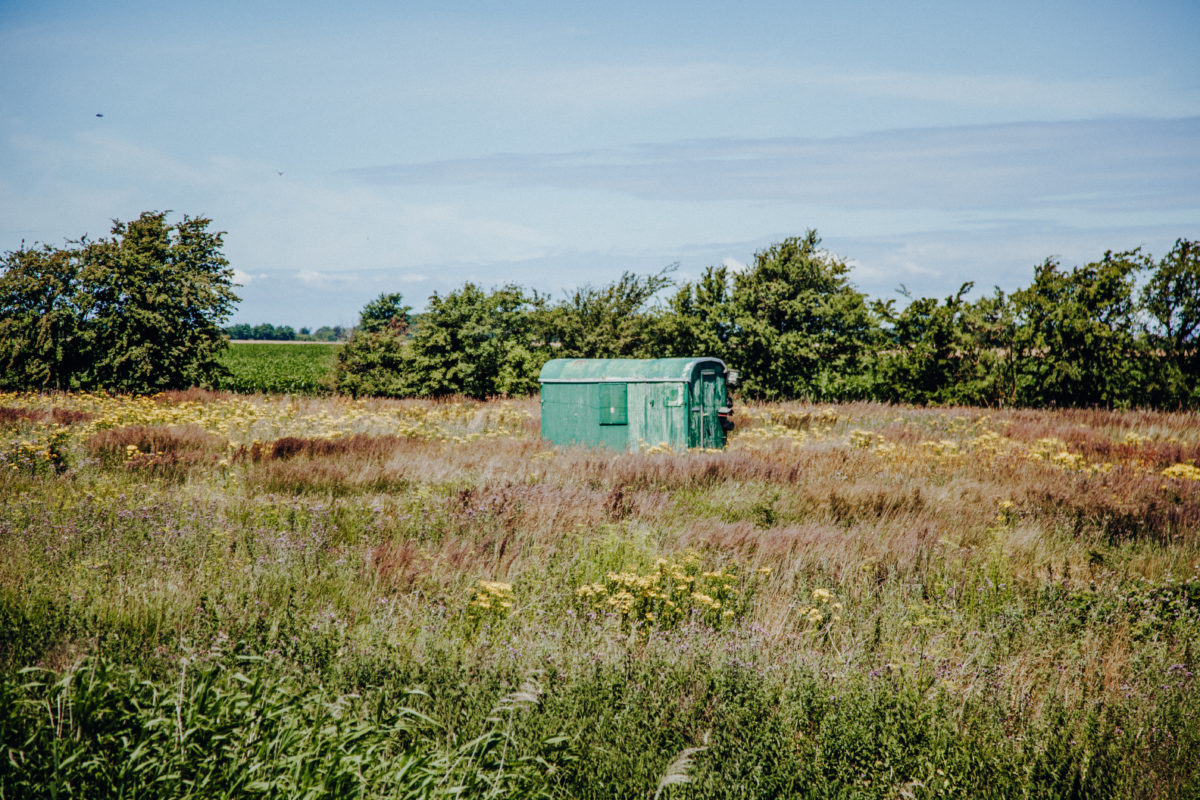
[1,390,1198,798]
[217,341,340,395]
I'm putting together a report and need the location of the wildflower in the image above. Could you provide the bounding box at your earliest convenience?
[1162,463,1200,482]
[811,588,832,602]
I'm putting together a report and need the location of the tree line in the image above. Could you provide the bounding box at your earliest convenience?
[3,214,1196,408]
[223,323,348,342]
[336,231,1199,409]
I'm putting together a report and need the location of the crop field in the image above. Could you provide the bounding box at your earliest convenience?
[1,390,1199,798]
[217,341,339,395]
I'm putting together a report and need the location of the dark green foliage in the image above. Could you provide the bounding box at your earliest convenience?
[0,244,87,391]
[332,292,416,397]
[335,326,412,397]
[224,323,298,341]
[1141,239,1200,407]
[405,284,547,398]
[726,232,879,400]
[0,212,239,393]
[357,291,412,334]
[310,325,349,342]
[336,284,549,398]
[655,264,735,362]
[1005,251,1147,408]
[547,267,675,358]
[876,283,1003,405]
[321,231,1199,408]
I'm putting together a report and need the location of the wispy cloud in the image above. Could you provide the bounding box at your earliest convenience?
[421,59,1198,122]
[346,117,1200,215]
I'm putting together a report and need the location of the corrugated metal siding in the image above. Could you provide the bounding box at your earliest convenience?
[539,357,728,451]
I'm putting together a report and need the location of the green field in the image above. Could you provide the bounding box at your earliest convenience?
[1,393,1198,798]
[217,341,339,394]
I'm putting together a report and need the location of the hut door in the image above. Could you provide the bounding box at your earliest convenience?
[699,370,720,448]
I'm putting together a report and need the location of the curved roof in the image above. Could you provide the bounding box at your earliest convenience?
[539,357,726,383]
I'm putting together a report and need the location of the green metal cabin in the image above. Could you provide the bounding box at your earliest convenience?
[538,358,735,451]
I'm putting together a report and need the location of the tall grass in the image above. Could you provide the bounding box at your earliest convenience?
[1,395,1198,797]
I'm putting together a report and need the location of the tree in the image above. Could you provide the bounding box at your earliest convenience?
[726,232,879,400]
[334,323,411,398]
[0,212,238,393]
[0,244,88,391]
[334,292,413,397]
[1141,238,1200,406]
[335,285,549,398]
[1007,251,1148,407]
[78,213,239,392]
[545,268,674,358]
[654,264,734,361]
[357,292,412,334]
[876,283,997,405]
[405,284,548,398]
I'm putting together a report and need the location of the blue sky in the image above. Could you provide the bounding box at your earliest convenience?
[2,0,1197,327]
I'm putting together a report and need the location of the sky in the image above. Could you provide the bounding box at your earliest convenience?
[1,0,1198,328]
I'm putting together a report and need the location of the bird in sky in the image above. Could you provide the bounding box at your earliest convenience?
[95,113,103,117]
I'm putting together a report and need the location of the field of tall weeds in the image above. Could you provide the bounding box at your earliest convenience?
[1,390,1198,798]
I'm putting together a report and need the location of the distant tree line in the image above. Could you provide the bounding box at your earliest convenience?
[223,323,349,342]
[336,231,1200,409]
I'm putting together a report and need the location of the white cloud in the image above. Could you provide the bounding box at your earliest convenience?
[721,257,748,273]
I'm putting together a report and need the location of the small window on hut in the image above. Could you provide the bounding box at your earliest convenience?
[599,383,628,425]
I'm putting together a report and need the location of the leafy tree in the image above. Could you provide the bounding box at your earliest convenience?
[876,283,996,405]
[334,294,412,397]
[0,212,238,393]
[726,232,878,400]
[335,285,548,398]
[0,244,88,390]
[334,324,411,398]
[357,292,412,334]
[405,284,548,398]
[77,213,239,392]
[654,264,735,361]
[310,325,346,342]
[1141,238,1200,406]
[1007,251,1148,407]
[546,268,674,358]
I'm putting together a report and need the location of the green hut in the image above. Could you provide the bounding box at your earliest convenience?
[538,358,735,451]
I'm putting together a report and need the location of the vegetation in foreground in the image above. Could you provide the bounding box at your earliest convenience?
[1,391,1198,797]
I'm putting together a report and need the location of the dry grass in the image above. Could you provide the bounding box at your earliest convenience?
[0,405,95,426]
[4,393,1198,777]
